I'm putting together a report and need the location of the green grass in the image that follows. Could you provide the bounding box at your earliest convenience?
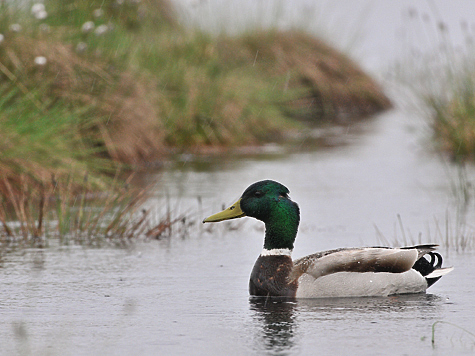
[0,86,111,183]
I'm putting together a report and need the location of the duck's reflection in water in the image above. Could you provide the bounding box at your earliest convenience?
[249,297,298,354]
[249,293,443,354]
[294,293,443,316]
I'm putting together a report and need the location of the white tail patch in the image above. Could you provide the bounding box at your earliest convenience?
[426,267,454,279]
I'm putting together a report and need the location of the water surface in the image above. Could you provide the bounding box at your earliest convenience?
[3,1,475,355]
[1,105,475,356]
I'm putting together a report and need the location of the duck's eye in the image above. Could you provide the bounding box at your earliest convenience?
[254,191,263,198]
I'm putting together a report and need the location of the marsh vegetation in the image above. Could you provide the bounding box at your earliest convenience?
[0,0,390,243]
[395,6,475,163]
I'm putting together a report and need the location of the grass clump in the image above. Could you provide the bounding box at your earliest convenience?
[428,81,475,161]
[214,30,391,122]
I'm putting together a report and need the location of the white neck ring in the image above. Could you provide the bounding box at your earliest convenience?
[260,248,293,257]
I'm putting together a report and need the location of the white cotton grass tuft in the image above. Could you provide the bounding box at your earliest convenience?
[93,9,104,18]
[31,3,45,14]
[34,10,48,20]
[81,21,95,33]
[0,34,4,44]
[31,3,48,20]
[10,24,22,32]
[94,24,108,36]
[76,42,87,53]
[34,56,47,66]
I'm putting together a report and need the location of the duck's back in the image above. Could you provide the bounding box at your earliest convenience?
[292,245,451,298]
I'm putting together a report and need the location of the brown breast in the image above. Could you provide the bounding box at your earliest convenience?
[249,255,298,297]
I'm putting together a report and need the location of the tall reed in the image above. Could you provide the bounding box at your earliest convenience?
[374,212,475,252]
[0,173,185,247]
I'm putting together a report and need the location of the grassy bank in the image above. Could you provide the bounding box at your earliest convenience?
[0,0,390,172]
[0,0,390,242]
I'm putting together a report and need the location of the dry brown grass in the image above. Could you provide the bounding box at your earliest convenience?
[216,30,391,121]
[0,173,186,246]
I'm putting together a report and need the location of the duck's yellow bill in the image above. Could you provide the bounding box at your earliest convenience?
[202,199,246,223]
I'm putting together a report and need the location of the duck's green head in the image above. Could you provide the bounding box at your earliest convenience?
[203,180,300,250]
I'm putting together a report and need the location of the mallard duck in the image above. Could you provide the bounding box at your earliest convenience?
[203,180,453,298]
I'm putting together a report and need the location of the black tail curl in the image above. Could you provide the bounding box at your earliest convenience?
[412,252,443,287]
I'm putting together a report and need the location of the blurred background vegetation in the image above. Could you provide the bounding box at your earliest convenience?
[0,1,473,246]
[0,0,395,243]
[0,0,391,189]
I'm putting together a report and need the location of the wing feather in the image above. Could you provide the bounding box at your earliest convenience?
[292,247,418,281]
